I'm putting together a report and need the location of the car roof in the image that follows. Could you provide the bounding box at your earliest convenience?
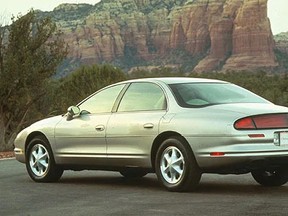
[123,77,228,85]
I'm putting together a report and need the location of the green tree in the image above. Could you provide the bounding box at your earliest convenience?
[0,10,67,151]
[128,66,185,79]
[52,64,127,113]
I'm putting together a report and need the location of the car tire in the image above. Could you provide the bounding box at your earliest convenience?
[155,136,201,192]
[26,136,63,182]
[119,168,148,178]
[251,168,288,186]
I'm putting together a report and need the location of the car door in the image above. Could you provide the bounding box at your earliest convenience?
[106,82,167,167]
[54,84,125,165]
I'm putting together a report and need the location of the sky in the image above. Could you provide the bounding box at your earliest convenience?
[0,0,287,35]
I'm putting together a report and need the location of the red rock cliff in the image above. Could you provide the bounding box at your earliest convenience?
[50,0,277,72]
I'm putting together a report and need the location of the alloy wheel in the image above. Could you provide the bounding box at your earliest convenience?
[29,144,50,177]
[160,146,185,184]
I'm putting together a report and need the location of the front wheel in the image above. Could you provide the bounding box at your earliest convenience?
[26,136,63,182]
[155,137,201,192]
[251,168,288,186]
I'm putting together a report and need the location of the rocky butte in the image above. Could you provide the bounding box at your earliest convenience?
[39,0,279,73]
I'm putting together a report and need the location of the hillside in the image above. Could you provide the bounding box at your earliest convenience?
[274,31,288,71]
[37,0,280,74]
[274,32,288,54]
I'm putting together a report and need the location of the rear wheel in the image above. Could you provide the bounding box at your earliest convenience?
[119,168,148,178]
[155,137,201,192]
[26,136,63,182]
[251,168,288,186]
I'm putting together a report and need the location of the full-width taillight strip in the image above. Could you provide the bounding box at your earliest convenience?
[234,114,288,130]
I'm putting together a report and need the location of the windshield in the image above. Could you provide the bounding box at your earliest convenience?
[169,83,269,108]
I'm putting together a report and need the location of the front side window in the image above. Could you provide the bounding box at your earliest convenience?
[118,82,166,112]
[79,84,125,114]
[169,83,269,108]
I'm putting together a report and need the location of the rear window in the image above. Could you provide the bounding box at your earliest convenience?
[169,83,269,108]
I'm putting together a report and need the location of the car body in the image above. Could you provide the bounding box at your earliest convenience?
[14,77,288,191]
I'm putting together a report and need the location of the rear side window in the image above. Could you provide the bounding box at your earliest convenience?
[169,83,269,108]
[118,82,166,112]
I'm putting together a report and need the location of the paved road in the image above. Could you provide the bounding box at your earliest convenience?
[1,159,288,216]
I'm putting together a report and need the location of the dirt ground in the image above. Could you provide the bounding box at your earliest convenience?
[0,151,15,159]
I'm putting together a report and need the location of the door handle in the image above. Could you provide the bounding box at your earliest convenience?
[95,125,105,131]
[143,123,154,129]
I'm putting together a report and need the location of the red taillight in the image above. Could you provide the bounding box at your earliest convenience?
[234,117,255,129]
[235,114,288,130]
[253,114,288,128]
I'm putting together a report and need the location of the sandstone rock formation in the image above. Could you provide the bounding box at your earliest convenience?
[222,0,278,70]
[42,0,278,72]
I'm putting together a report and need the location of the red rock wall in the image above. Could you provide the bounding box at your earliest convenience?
[58,0,277,72]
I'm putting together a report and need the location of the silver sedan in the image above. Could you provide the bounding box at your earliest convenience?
[14,77,288,192]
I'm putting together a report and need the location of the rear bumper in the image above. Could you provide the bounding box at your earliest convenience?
[198,153,288,174]
[186,135,288,173]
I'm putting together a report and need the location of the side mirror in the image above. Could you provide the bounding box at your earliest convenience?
[66,106,80,121]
